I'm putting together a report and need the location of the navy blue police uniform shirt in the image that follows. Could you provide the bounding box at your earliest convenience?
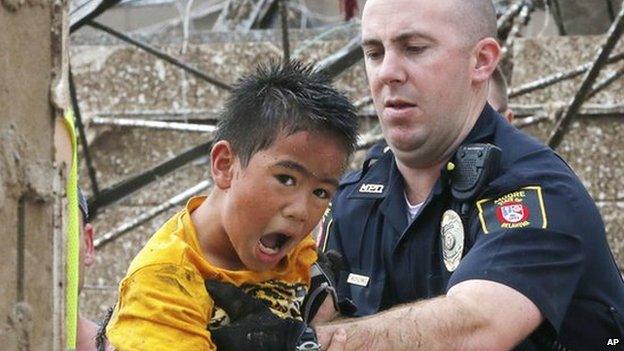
[319,104,624,350]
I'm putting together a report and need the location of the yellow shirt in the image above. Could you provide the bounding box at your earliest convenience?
[106,196,317,351]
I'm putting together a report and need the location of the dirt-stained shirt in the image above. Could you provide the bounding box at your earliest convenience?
[106,196,316,351]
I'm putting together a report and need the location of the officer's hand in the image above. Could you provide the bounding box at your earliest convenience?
[324,328,347,351]
[205,280,308,351]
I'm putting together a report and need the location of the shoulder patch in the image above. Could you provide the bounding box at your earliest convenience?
[476,186,547,233]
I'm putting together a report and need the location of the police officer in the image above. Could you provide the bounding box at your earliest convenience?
[314,0,624,350]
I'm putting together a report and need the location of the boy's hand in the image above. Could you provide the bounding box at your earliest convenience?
[304,250,356,323]
[315,250,346,286]
[205,280,320,351]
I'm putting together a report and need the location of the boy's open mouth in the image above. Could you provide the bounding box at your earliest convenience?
[259,232,290,255]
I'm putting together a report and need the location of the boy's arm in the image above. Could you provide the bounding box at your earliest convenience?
[106,264,215,351]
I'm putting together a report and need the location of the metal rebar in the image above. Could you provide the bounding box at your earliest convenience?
[94,180,211,249]
[96,109,221,121]
[584,66,624,101]
[279,0,290,62]
[315,35,362,79]
[497,0,525,31]
[512,68,624,123]
[509,51,624,98]
[88,20,232,91]
[511,103,624,118]
[354,96,373,110]
[357,132,384,150]
[88,140,213,213]
[91,116,217,133]
[514,114,551,128]
[70,0,122,32]
[549,0,567,35]
[69,70,100,196]
[501,4,531,62]
[548,2,624,149]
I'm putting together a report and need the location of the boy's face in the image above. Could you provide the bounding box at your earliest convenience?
[221,131,347,272]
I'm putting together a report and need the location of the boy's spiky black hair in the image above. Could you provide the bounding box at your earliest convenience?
[214,60,359,166]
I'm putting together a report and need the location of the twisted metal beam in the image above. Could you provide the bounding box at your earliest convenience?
[279,0,290,61]
[511,103,624,119]
[88,140,213,214]
[509,51,624,98]
[512,68,624,120]
[501,4,532,62]
[88,20,233,91]
[584,66,624,101]
[315,36,362,79]
[69,69,100,196]
[548,1,624,149]
[497,0,525,32]
[94,180,211,249]
[91,117,218,133]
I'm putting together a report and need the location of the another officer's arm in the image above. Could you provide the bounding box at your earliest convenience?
[317,279,542,351]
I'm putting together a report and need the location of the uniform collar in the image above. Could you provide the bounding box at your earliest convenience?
[346,103,499,202]
[461,103,498,145]
[347,148,395,200]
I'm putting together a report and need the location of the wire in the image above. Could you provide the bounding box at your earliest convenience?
[292,20,359,58]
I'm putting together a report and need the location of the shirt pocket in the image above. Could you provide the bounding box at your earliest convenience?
[341,268,385,317]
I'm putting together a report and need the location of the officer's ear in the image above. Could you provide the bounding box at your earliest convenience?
[210,140,237,190]
[471,37,501,84]
[503,108,515,123]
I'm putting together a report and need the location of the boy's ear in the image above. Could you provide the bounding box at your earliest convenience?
[211,140,236,190]
[471,37,501,84]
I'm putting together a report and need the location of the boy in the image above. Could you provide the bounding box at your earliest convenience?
[104,61,358,351]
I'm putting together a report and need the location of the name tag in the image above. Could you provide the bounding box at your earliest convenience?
[347,273,370,287]
[359,183,384,194]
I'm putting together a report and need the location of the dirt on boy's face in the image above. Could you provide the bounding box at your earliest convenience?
[222,130,347,272]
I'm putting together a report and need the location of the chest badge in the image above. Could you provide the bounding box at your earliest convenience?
[441,210,464,272]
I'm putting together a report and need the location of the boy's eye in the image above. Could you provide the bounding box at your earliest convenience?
[313,188,330,200]
[276,174,296,186]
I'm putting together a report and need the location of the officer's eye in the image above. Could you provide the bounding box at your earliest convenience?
[276,174,296,186]
[313,188,330,200]
[406,46,427,55]
[364,48,383,61]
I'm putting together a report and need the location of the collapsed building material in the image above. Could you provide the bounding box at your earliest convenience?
[548,2,624,149]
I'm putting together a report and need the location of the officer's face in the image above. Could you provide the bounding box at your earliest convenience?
[221,131,345,272]
[362,0,478,167]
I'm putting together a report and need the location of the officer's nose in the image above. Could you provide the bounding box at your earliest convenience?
[377,50,407,86]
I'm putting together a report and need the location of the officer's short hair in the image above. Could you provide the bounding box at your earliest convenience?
[214,60,359,167]
[452,0,497,43]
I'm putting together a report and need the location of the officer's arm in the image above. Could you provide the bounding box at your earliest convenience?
[316,279,542,351]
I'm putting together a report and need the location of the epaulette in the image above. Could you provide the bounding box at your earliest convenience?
[339,141,391,187]
[362,140,389,172]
